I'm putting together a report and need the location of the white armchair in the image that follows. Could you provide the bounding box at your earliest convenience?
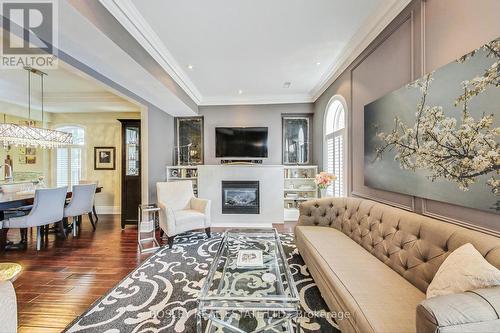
[157,181,211,247]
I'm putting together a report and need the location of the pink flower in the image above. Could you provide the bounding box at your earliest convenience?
[314,172,337,189]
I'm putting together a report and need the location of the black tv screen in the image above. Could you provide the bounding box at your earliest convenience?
[216,127,268,158]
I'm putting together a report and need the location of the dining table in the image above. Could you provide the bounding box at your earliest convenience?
[0,186,102,251]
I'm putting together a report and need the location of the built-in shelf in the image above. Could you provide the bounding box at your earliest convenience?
[283,165,318,222]
[166,166,199,196]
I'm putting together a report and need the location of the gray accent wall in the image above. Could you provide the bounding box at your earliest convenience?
[313,0,500,235]
[148,105,175,202]
[199,104,313,165]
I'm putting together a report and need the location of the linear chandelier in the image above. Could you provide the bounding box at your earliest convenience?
[0,67,72,149]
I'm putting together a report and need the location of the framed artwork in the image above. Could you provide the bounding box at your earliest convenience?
[364,37,499,214]
[18,147,26,155]
[94,147,116,170]
[26,155,36,164]
[26,147,36,155]
[18,156,26,164]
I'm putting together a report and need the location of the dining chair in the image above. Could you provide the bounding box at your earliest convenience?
[78,179,99,223]
[64,184,97,236]
[157,181,211,248]
[0,186,67,251]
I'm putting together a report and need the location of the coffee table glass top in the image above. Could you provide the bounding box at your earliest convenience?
[198,229,300,332]
[200,229,298,303]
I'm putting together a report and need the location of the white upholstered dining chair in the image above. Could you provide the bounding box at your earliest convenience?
[0,186,67,251]
[157,181,211,248]
[64,184,97,236]
[78,179,99,223]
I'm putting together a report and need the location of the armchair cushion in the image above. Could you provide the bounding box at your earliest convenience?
[174,209,205,224]
[190,198,210,220]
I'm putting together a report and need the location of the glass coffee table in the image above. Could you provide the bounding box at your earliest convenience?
[198,229,300,332]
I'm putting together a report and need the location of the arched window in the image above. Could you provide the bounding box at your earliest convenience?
[324,97,347,197]
[55,126,85,187]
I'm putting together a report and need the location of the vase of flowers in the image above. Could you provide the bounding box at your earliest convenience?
[314,172,336,198]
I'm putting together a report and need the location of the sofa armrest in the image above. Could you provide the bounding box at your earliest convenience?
[0,281,17,332]
[416,286,500,333]
[190,198,211,227]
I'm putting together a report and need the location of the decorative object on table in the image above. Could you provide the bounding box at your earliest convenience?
[314,171,336,198]
[0,67,72,149]
[365,37,500,214]
[236,249,263,267]
[3,155,13,180]
[282,114,312,164]
[175,116,203,165]
[137,204,160,253]
[36,175,46,188]
[94,147,116,170]
[0,263,22,282]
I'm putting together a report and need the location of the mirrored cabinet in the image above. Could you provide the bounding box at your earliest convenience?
[175,116,204,165]
[282,114,312,164]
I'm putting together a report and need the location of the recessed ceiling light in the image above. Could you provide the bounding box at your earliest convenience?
[283,82,291,88]
[187,64,194,70]
[316,62,321,66]
[238,89,243,95]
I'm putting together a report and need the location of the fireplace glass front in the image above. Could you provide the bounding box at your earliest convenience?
[221,181,260,214]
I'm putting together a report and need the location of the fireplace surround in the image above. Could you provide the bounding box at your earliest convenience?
[221,181,260,214]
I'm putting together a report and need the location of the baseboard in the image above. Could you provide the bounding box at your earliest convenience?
[95,206,120,214]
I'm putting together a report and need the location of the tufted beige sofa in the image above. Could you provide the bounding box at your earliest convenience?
[295,197,500,333]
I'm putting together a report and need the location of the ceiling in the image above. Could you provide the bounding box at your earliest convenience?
[0,59,140,113]
[100,0,410,105]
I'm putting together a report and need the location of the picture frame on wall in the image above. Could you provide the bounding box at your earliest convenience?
[94,147,116,170]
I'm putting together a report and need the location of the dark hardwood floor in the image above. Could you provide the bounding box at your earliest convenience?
[0,214,296,332]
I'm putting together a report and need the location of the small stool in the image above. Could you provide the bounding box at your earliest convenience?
[0,263,22,282]
[137,204,160,253]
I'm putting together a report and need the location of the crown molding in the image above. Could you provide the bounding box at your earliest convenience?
[310,0,413,101]
[200,94,313,106]
[99,0,203,104]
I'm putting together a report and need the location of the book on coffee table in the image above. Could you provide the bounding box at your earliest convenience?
[236,249,263,267]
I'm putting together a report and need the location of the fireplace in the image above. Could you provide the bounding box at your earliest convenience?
[221,181,260,214]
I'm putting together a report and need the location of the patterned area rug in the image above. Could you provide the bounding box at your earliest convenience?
[64,232,340,332]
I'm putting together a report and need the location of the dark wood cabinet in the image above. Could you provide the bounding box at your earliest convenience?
[119,119,141,228]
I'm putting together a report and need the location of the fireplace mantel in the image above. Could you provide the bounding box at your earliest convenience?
[197,165,284,227]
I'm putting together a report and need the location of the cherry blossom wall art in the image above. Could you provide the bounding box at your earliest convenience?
[364,37,499,214]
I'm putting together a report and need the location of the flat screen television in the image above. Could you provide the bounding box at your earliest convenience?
[215,127,268,158]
